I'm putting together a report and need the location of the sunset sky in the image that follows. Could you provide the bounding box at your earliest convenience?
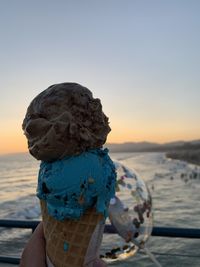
[0,0,200,154]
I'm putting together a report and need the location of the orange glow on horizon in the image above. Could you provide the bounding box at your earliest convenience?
[1,131,199,155]
[0,119,28,155]
[0,132,28,155]
[106,124,200,144]
[0,119,199,155]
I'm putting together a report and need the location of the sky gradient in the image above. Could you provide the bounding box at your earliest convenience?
[0,0,200,154]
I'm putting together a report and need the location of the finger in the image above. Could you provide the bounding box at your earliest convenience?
[20,222,46,267]
[94,258,107,267]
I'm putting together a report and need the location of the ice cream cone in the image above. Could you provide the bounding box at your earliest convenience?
[40,200,104,267]
[22,83,116,266]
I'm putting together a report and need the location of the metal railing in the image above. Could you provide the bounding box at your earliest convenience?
[1,219,200,264]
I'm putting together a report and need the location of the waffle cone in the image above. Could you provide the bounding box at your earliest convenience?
[40,200,103,267]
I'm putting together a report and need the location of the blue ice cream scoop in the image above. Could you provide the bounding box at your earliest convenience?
[37,148,116,220]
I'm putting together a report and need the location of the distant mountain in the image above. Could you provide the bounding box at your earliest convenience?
[106,141,159,152]
[105,139,200,152]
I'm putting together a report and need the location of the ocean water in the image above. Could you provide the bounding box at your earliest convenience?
[0,152,200,267]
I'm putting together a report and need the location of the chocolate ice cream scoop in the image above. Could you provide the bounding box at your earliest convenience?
[22,83,111,161]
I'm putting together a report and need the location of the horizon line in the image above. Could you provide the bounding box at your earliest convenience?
[1,138,199,157]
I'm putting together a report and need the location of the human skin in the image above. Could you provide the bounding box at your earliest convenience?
[20,222,107,267]
[20,222,46,267]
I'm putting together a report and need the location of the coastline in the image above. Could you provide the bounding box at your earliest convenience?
[166,149,200,166]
